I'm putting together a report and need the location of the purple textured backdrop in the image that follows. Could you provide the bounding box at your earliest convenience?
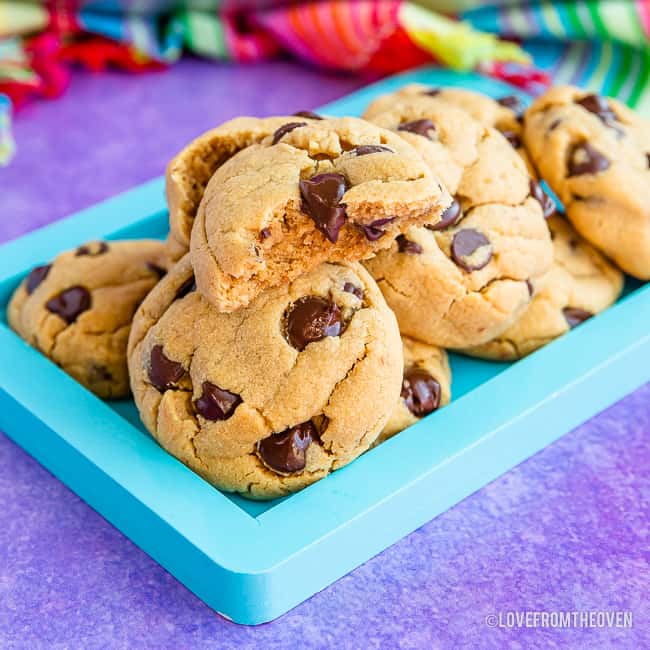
[1,59,649,649]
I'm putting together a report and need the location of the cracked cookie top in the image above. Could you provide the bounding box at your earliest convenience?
[8,239,167,399]
[165,115,320,263]
[377,336,451,445]
[127,254,402,499]
[189,116,451,313]
[362,93,553,348]
[462,215,624,361]
[523,85,650,279]
[363,83,534,173]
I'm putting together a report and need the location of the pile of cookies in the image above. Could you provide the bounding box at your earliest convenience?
[11,82,646,500]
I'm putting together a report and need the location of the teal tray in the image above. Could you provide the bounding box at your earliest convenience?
[1,68,649,625]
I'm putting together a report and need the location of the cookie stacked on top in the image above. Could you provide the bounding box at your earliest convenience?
[128,115,452,498]
[10,83,642,500]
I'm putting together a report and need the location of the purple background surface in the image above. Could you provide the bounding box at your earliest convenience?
[1,59,649,649]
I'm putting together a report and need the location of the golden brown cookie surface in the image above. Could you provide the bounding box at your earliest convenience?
[8,240,167,399]
[127,255,403,500]
[378,336,451,444]
[363,93,553,348]
[462,215,624,361]
[524,85,650,279]
[190,116,451,313]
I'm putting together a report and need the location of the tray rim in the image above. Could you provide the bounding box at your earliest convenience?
[2,66,649,624]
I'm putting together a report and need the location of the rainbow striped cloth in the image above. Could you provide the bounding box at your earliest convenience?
[2,0,650,166]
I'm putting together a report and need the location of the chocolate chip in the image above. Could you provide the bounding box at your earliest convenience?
[428,198,462,231]
[398,119,436,140]
[146,262,166,279]
[195,381,242,421]
[576,94,618,127]
[343,282,363,300]
[500,129,521,149]
[568,143,610,177]
[257,420,320,474]
[498,95,526,119]
[396,234,422,254]
[563,307,593,329]
[357,217,395,241]
[149,345,185,392]
[352,144,393,156]
[646,153,650,169]
[272,122,307,145]
[293,110,323,120]
[90,364,113,382]
[25,264,51,294]
[285,296,343,351]
[299,173,349,243]
[423,88,440,96]
[175,275,196,300]
[260,227,271,240]
[526,279,534,297]
[529,179,556,218]
[451,229,493,272]
[76,241,109,256]
[46,286,91,324]
[401,368,441,417]
[549,118,563,131]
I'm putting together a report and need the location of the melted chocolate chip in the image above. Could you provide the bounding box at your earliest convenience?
[195,381,242,421]
[76,241,108,256]
[568,143,610,177]
[529,179,556,218]
[423,88,440,96]
[352,144,394,156]
[451,229,493,272]
[563,307,593,329]
[272,121,307,145]
[46,286,91,324]
[498,95,526,119]
[149,345,185,392]
[293,110,323,120]
[396,234,422,254]
[428,198,462,231]
[257,420,320,474]
[299,173,349,243]
[500,129,522,149]
[398,119,436,140]
[401,368,441,417]
[357,217,395,241]
[576,94,618,126]
[646,153,650,169]
[175,275,196,300]
[90,364,113,382]
[25,264,52,294]
[526,279,534,297]
[260,227,271,240]
[549,118,563,131]
[343,282,363,300]
[146,262,166,279]
[285,296,343,351]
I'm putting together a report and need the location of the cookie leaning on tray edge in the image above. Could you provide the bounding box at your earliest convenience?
[7,85,647,499]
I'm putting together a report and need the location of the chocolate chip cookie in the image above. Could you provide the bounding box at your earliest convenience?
[363,83,536,174]
[362,94,554,348]
[8,240,167,399]
[463,215,624,361]
[189,116,451,313]
[523,85,650,279]
[166,115,324,262]
[127,254,402,499]
[377,336,451,444]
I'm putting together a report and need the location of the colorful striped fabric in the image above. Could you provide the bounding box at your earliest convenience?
[462,1,650,114]
[3,0,650,165]
[0,92,13,166]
